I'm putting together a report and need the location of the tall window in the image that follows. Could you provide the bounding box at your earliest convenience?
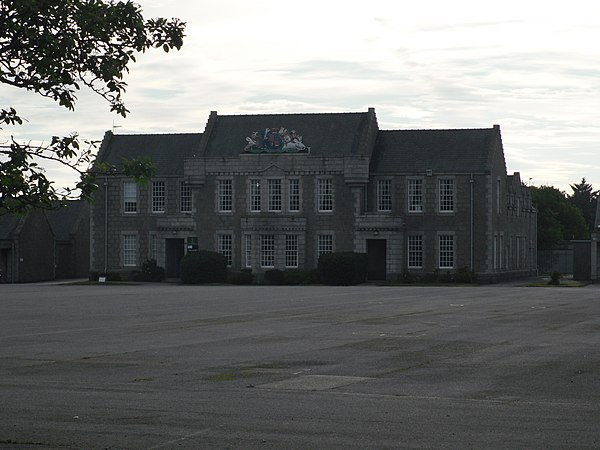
[408,235,423,268]
[152,181,165,213]
[439,234,454,269]
[244,234,252,268]
[318,178,333,212]
[439,178,454,212]
[261,234,275,267]
[249,179,261,212]
[285,234,299,268]
[377,179,392,212]
[123,234,137,266]
[317,234,333,257]
[123,181,137,213]
[268,179,282,212]
[288,178,300,212]
[218,233,232,266]
[180,182,192,213]
[218,179,233,212]
[150,234,157,261]
[408,179,423,212]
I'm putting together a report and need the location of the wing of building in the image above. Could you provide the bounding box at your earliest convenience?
[90,108,537,282]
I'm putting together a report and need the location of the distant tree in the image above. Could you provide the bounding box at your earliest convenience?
[568,178,598,233]
[531,185,589,249]
[0,0,185,214]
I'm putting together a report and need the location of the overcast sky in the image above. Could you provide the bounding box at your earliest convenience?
[2,0,600,193]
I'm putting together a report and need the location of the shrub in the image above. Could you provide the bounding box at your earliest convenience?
[228,268,254,285]
[549,271,561,285]
[264,269,285,285]
[180,250,227,284]
[318,252,368,285]
[454,266,476,284]
[283,269,318,285]
[134,259,165,282]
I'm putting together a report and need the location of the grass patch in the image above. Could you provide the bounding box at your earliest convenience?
[525,280,589,287]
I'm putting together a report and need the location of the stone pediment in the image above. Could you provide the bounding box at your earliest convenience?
[260,164,287,176]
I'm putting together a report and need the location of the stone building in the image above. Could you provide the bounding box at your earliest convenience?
[90,108,537,282]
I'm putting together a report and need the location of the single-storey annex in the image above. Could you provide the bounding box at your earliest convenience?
[90,108,537,282]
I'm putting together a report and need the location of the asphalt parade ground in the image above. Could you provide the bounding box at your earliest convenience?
[1,282,599,449]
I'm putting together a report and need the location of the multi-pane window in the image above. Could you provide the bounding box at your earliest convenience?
[180,182,192,213]
[244,234,252,268]
[439,178,454,212]
[150,234,157,261]
[218,179,233,212]
[218,233,232,266]
[261,234,275,267]
[152,181,165,213]
[123,234,137,266]
[317,234,333,257]
[408,179,423,212]
[408,235,423,268]
[123,181,137,213]
[285,234,299,268]
[288,179,300,212]
[268,179,282,212]
[318,178,333,212]
[439,234,454,269]
[377,179,392,212]
[249,179,261,212]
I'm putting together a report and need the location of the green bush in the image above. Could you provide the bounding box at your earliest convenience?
[454,266,476,284]
[133,259,165,282]
[549,271,561,285]
[180,250,227,284]
[317,252,368,285]
[228,268,254,285]
[264,269,285,285]
[283,269,318,285]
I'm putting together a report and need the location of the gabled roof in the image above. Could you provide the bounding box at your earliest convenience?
[45,201,88,241]
[370,127,500,174]
[199,110,377,157]
[0,214,23,240]
[98,132,203,176]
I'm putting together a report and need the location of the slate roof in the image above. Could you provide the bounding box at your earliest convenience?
[370,127,500,174]
[200,111,375,157]
[0,214,23,240]
[45,201,88,241]
[99,132,203,175]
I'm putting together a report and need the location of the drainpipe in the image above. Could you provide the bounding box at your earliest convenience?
[104,176,108,274]
[470,173,474,271]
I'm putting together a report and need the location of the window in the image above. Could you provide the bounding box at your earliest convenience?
[377,179,392,212]
[123,234,137,266]
[408,179,423,212]
[268,179,282,212]
[261,234,275,268]
[152,181,165,213]
[439,178,454,212]
[150,234,157,261]
[218,179,233,212]
[288,179,300,212]
[439,234,454,269]
[285,235,299,268]
[317,234,333,257]
[408,235,423,268]
[318,178,333,212]
[249,179,261,212]
[180,182,192,213]
[123,181,137,213]
[244,234,252,268]
[218,233,232,266]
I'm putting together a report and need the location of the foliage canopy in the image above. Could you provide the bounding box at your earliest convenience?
[0,0,185,214]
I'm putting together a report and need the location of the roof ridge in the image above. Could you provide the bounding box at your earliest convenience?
[381,127,496,132]
[216,111,368,118]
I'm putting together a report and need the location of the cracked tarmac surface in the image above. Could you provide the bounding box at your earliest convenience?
[1,283,599,449]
